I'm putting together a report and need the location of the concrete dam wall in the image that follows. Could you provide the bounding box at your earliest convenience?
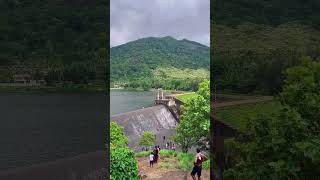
[111,105,177,150]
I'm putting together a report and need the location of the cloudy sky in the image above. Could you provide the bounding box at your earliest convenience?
[110,0,210,47]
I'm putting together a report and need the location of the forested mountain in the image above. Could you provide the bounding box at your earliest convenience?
[211,0,320,94]
[0,0,108,85]
[110,37,210,90]
[212,0,320,28]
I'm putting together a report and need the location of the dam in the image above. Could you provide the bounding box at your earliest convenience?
[111,104,178,150]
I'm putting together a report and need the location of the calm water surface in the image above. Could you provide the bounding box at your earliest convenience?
[0,93,107,171]
[110,89,159,116]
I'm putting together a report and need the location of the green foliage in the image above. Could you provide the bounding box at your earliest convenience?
[212,0,320,28]
[0,0,108,66]
[176,93,196,103]
[212,22,320,95]
[176,152,194,171]
[111,36,210,91]
[217,101,282,131]
[110,147,138,180]
[279,57,320,132]
[134,151,152,158]
[110,122,138,179]
[110,122,128,148]
[159,149,177,158]
[152,67,209,91]
[175,80,210,152]
[224,59,320,179]
[138,131,155,148]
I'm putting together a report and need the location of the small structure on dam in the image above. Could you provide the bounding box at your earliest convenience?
[111,104,178,151]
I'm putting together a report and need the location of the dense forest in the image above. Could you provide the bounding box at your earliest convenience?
[110,37,210,91]
[0,0,108,86]
[211,0,320,179]
[211,0,320,94]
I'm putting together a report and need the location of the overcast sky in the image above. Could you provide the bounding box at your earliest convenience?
[110,0,210,47]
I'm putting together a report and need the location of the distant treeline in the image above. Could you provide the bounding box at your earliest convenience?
[113,67,209,91]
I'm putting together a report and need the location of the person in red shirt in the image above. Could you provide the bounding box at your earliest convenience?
[191,148,208,180]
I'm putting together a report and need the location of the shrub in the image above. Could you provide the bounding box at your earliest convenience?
[110,122,138,179]
[110,147,138,180]
[110,122,128,148]
[138,131,155,148]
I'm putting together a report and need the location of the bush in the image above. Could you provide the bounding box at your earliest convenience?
[176,152,194,171]
[110,122,128,148]
[110,122,138,179]
[110,147,138,180]
[202,160,210,170]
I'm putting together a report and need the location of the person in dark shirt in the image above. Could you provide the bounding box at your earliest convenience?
[191,148,208,180]
[153,146,158,163]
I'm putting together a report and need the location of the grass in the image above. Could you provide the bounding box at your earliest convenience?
[216,101,282,131]
[135,150,210,171]
[153,67,209,80]
[135,151,152,158]
[176,92,196,103]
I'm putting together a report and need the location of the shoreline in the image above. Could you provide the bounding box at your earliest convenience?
[0,150,107,180]
[0,85,107,94]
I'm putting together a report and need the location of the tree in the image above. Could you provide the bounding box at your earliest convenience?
[224,57,320,179]
[110,122,138,179]
[175,80,210,152]
[110,122,128,148]
[139,131,155,148]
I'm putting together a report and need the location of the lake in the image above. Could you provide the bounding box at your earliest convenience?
[0,90,159,171]
[0,93,107,171]
[110,89,159,116]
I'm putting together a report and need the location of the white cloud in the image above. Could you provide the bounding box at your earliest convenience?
[110,0,210,47]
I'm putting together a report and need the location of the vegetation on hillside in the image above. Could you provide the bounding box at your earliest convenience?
[212,0,320,28]
[175,80,210,152]
[224,59,320,179]
[138,131,155,149]
[217,101,281,131]
[110,122,138,179]
[211,0,320,95]
[110,37,210,91]
[135,149,210,171]
[0,0,108,88]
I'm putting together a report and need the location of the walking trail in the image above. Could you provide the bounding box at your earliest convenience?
[137,157,210,180]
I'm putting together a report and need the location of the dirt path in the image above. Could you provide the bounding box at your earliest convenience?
[137,158,210,180]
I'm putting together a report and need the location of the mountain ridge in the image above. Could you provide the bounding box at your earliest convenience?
[110,36,210,90]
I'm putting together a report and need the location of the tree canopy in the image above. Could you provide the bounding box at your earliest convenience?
[224,58,320,179]
[175,80,210,152]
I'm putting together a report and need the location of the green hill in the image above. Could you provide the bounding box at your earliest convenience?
[211,0,320,94]
[0,0,108,87]
[110,37,210,90]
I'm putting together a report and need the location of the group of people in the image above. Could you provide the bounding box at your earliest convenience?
[163,136,175,151]
[149,146,160,167]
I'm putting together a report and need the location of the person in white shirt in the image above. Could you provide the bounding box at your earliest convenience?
[149,152,154,167]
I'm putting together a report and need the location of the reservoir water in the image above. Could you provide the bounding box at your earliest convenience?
[0,93,107,171]
[110,89,158,116]
[0,90,158,171]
